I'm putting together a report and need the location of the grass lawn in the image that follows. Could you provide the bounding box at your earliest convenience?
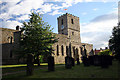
[1,63,48,68]
[2,60,119,79]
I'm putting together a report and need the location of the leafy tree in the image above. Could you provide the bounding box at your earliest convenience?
[98,49,112,56]
[18,12,58,66]
[109,23,120,61]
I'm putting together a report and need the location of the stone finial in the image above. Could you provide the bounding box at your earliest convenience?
[16,25,19,30]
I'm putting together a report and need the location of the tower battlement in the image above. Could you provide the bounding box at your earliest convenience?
[57,13,79,19]
[57,13,81,43]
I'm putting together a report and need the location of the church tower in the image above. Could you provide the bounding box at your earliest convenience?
[57,13,81,43]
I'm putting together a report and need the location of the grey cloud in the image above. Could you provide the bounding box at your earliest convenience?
[91,13,117,22]
[81,31,112,49]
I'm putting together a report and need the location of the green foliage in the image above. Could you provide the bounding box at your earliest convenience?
[17,12,58,59]
[98,49,112,56]
[109,24,120,56]
[38,55,44,63]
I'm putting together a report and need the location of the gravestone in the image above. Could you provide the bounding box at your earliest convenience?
[88,49,94,65]
[82,48,90,66]
[88,56,94,65]
[93,55,101,66]
[82,56,90,66]
[77,58,80,65]
[101,55,109,68]
[65,56,72,69]
[71,57,75,66]
[108,56,113,65]
[48,56,55,71]
[26,54,34,76]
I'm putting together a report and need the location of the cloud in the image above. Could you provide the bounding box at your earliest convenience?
[0,0,119,49]
[40,3,54,13]
[52,4,63,10]
[81,11,118,49]
[1,20,23,29]
[74,0,83,4]
[82,12,87,15]
[16,14,29,21]
[85,0,93,2]
[49,10,64,16]
[91,13,117,22]
[0,0,76,29]
[93,8,98,11]
[113,7,118,11]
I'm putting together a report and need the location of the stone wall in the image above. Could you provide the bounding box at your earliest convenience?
[1,28,20,64]
[57,14,68,35]
[52,33,68,64]
[1,13,93,64]
[81,43,93,56]
[57,13,81,43]
[52,33,93,64]
[1,28,17,44]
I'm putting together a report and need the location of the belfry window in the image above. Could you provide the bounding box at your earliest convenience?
[61,19,63,25]
[71,19,74,24]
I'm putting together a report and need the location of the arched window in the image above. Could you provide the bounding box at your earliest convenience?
[10,37,13,44]
[76,48,78,55]
[72,32,74,35]
[71,19,74,24]
[73,47,75,56]
[75,48,78,61]
[61,19,63,25]
[61,45,64,56]
[66,46,68,56]
[80,47,83,55]
[57,45,59,56]
[8,36,13,44]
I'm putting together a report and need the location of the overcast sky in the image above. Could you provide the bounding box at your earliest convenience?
[0,0,119,49]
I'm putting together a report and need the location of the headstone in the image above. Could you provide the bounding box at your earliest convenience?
[26,54,34,76]
[89,49,94,56]
[65,56,72,69]
[109,56,113,65]
[107,56,113,65]
[83,49,87,57]
[48,56,55,71]
[88,56,94,65]
[71,57,75,66]
[82,56,90,66]
[101,55,109,68]
[77,58,80,65]
[93,55,101,66]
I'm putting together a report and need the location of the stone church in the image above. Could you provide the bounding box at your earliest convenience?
[1,13,93,64]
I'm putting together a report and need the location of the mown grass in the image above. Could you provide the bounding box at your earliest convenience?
[1,63,48,68]
[2,60,119,79]
[2,65,48,74]
[2,63,48,74]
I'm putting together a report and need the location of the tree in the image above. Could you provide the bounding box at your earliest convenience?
[109,23,120,61]
[17,12,57,75]
[98,49,112,56]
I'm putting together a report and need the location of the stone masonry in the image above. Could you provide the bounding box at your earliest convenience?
[1,13,93,64]
[51,13,93,64]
